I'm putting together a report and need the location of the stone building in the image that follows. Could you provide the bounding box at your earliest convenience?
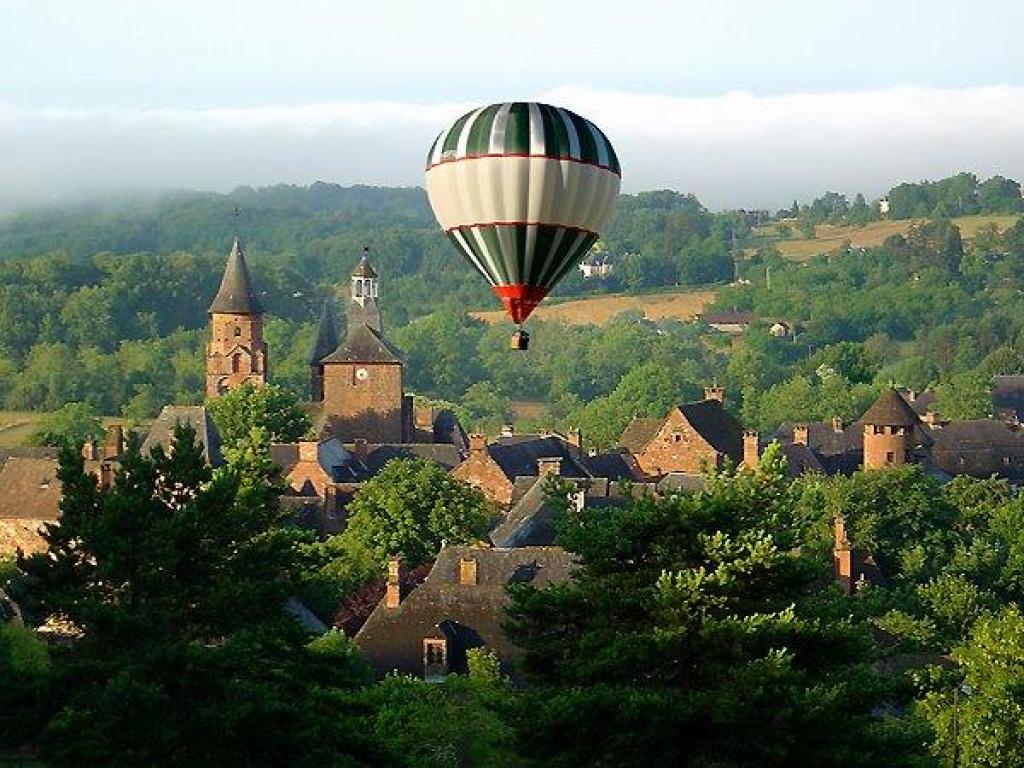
[619,387,745,478]
[205,238,268,397]
[354,546,575,680]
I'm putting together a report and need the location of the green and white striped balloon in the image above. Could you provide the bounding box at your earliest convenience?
[425,102,621,325]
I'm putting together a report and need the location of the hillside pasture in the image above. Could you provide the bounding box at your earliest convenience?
[763,214,1022,261]
[471,288,717,326]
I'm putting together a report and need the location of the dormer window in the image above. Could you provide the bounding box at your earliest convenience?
[233,325,241,337]
[423,637,448,682]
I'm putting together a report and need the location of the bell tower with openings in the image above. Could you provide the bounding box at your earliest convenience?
[206,237,268,397]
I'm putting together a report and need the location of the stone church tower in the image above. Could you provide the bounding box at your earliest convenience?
[317,251,408,443]
[206,237,268,397]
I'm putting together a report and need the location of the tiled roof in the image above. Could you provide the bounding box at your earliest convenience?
[141,406,224,466]
[0,518,51,557]
[0,458,62,520]
[209,238,263,315]
[586,448,642,480]
[929,420,1024,481]
[862,388,921,427]
[307,298,340,365]
[993,375,1024,421]
[320,323,403,365]
[354,545,575,678]
[487,435,592,481]
[619,418,663,454]
[677,399,745,460]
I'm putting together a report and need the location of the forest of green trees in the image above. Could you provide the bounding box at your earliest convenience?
[5,428,1024,765]
[0,173,1023,442]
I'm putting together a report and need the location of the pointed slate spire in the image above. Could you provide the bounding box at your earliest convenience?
[209,237,263,315]
[352,246,377,278]
[307,298,340,365]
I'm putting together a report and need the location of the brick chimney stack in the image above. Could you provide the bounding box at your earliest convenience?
[742,431,759,470]
[99,462,114,490]
[832,416,844,433]
[924,410,944,428]
[793,424,809,446]
[103,425,125,459]
[833,516,854,595]
[468,434,487,453]
[82,438,100,461]
[298,441,318,463]
[500,424,515,437]
[385,555,405,608]
[537,457,563,477]
[703,385,725,403]
[458,555,478,585]
[567,428,582,448]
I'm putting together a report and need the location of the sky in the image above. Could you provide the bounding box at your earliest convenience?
[2,0,1024,211]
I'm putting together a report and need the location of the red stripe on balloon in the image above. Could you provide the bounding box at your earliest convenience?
[492,284,549,325]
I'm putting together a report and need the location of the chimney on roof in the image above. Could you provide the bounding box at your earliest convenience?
[537,457,562,477]
[832,416,844,434]
[793,424,809,446]
[99,462,114,490]
[385,554,405,608]
[570,488,586,512]
[587,446,598,458]
[539,428,552,438]
[743,431,759,470]
[833,516,854,596]
[458,555,478,585]
[468,433,487,453]
[703,385,725,403]
[103,425,125,459]
[567,428,582,448]
[924,410,944,428]
[298,441,318,463]
[352,439,368,463]
[82,438,100,461]
[906,389,918,402]
[500,424,515,437]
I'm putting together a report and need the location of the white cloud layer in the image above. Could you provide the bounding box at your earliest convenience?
[2,85,1023,211]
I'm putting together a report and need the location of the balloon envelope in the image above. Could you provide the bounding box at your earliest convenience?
[425,102,621,324]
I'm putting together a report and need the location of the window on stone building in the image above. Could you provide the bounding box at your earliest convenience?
[355,279,363,297]
[673,433,682,443]
[423,638,448,682]
[232,353,242,373]
[885,451,895,463]
[233,325,241,337]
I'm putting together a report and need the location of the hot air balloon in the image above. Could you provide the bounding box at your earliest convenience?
[425,102,621,349]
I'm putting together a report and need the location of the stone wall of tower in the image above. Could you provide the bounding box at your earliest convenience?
[862,424,907,470]
[206,312,268,397]
[322,361,404,443]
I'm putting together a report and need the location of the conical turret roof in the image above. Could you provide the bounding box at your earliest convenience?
[861,388,920,427]
[209,237,263,315]
[307,298,340,365]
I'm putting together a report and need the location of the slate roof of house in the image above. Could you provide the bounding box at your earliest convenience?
[992,375,1024,421]
[0,457,62,520]
[141,406,224,466]
[307,298,340,365]
[619,418,663,454]
[209,237,263,315]
[353,443,464,476]
[928,420,1024,481]
[319,323,403,365]
[779,442,827,476]
[586,448,642,480]
[354,545,576,678]
[656,473,706,494]
[676,399,745,460]
[901,389,937,416]
[862,388,922,427]
[487,435,592,481]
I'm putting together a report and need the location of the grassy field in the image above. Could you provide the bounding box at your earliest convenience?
[763,213,1022,261]
[0,411,43,449]
[471,287,717,326]
[0,412,139,450]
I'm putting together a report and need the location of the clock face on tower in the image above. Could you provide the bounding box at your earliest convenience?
[355,367,369,381]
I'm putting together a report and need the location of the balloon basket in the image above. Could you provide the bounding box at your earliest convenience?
[510,330,530,351]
